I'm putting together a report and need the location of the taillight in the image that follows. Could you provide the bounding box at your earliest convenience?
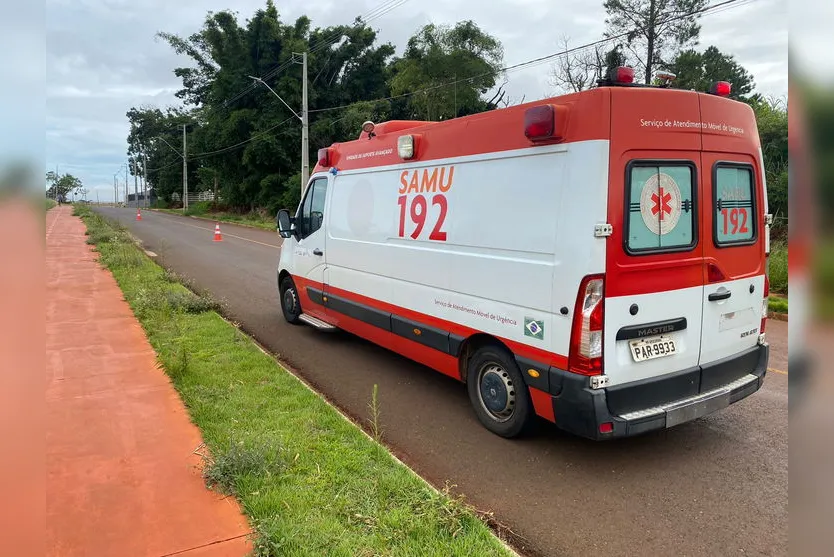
[569,275,605,376]
[761,275,769,335]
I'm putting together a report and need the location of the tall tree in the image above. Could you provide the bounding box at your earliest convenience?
[389,21,504,120]
[45,172,82,200]
[603,0,708,84]
[750,96,788,226]
[157,0,395,211]
[550,39,628,93]
[665,46,755,99]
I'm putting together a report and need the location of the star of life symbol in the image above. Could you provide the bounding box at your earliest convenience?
[640,173,682,235]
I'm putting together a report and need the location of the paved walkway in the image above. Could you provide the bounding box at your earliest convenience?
[46,206,251,557]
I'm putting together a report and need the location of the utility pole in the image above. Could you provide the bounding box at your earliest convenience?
[133,160,138,208]
[182,124,188,212]
[124,164,128,208]
[301,51,309,198]
[142,153,149,208]
[113,175,117,205]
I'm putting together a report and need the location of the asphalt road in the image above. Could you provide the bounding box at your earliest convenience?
[96,207,788,557]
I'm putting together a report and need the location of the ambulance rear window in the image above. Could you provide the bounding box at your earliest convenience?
[626,162,696,253]
[713,163,756,246]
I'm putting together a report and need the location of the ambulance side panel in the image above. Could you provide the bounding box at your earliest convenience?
[321,141,608,371]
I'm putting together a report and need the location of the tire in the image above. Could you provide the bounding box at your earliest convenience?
[279,276,302,325]
[466,344,534,438]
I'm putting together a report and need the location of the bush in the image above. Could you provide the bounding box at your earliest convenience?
[769,241,788,294]
[185,200,212,216]
[203,440,285,496]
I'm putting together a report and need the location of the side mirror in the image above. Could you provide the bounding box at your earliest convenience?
[277,209,294,238]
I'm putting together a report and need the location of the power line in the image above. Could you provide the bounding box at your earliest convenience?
[146,0,753,175]
[310,0,755,114]
[189,116,297,160]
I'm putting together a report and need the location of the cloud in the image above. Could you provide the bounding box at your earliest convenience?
[45,0,788,197]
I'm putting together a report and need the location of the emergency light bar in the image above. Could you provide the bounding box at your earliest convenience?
[609,66,635,84]
[710,81,732,97]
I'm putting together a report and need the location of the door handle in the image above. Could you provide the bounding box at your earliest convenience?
[708,290,731,302]
[313,248,323,256]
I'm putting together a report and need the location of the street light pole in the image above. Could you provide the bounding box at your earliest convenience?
[248,54,309,200]
[182,124,188,212]
[301,51,309,198]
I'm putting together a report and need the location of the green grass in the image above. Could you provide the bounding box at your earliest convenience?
[768,241,787,295]
[45,198,57,211]
[157,203,276,231]
[768,296,788,315]
[73,204,512,557]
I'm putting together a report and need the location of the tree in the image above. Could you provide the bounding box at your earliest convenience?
[550,38,628,93]
[603,0,708,84]
[665,46,755,99]
[125,106,195,204]
[750,96,788,229]
[45,172,82,200]
[389,21,504,120]
[157,0,395,211]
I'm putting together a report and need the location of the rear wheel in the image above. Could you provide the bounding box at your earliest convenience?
[466,344,534,438]
[279,276,301,324]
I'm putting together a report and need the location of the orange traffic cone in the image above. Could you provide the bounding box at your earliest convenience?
[136,209,142,221]
[213,223,223,242]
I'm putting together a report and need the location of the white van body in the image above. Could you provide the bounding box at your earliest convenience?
[277,83,770,440]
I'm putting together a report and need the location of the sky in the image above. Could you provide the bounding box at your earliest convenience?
[44,0,790,201]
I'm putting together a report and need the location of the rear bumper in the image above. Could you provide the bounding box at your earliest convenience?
[548,343,769,440]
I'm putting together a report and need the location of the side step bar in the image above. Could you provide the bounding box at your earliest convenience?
[299,313,338,331]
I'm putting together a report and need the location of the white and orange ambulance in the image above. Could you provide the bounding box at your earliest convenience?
[276,66,771,440]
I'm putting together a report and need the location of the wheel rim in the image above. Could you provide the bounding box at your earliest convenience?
[476,362,516,422]
[283,286,298,316]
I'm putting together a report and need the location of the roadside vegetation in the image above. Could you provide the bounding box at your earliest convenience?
[155,201,276,231]
[768,240,788,315]
[45,198,57,211]
[73,203,513,557]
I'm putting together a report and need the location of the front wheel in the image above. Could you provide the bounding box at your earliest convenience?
[466,344,534,438]
[279,276,302,324]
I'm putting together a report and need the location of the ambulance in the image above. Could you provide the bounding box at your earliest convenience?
[276,66,771,440]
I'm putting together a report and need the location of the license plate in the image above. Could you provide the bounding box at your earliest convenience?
[629,335,677,362]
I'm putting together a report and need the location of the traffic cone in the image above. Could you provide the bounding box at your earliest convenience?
[213,222,223,242]
[136,209,142,221]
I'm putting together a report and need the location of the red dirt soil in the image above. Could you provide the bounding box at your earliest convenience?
[46,206,251,556]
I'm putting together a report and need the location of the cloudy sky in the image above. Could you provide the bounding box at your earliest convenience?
[45,0,789,200]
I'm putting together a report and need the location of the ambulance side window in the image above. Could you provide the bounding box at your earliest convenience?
[298,177,328,239]
[713,163,756,246]
[625,162,696,254]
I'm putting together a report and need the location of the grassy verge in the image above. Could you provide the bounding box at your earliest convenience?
[768,295,788,315]
[157,203,276,231]
[73,204,512,557]
[768,241,787,295]
[45,198,57,211]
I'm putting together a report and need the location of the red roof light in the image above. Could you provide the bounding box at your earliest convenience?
[711,81,732,97]
[524,104,569,143]
[610,66,634,84]
[524,105,555,141]
[317,147,332,167]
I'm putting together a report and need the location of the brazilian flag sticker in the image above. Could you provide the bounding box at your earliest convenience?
[524,317,544,340]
